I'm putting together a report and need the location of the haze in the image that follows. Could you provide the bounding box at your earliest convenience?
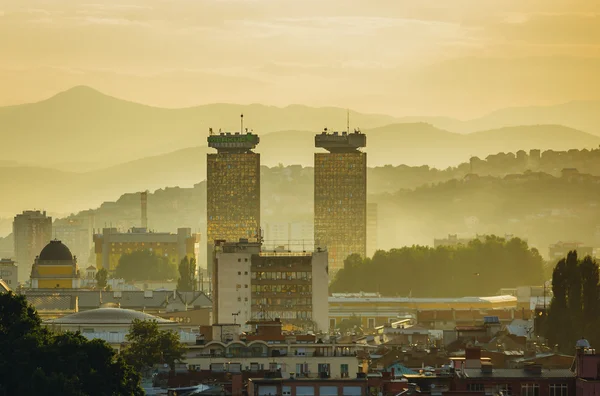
[1,0,599,118]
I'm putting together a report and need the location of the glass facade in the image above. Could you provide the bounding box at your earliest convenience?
[314,152,367,275]
[207,153,261,244]
[250,255,314,325]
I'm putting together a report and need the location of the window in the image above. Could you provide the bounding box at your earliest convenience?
[245,284,248,288]
[550,384,568,396]
[318,363,330,374]
[238,258,241,262]
[522,384,540,396]
[244,271,248,275]
[330,318,336,329]
[497,384,512,396]
[238,271,241,275]
[467,384,484,392]
[368,318,375,328]
[341,364,349,378]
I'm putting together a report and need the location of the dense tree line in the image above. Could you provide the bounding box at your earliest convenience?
[115,250,178,282]
[546,251,600,354]
[0,292,143,395]
[330,236,545,297]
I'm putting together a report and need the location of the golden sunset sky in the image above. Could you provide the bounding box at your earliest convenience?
[1,0,599,117]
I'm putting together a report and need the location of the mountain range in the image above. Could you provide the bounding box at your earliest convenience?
[2,86,600,171]
[2,86,600,218]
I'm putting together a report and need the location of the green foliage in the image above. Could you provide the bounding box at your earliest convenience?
[115,250,177,282]
[122,319,186,373]
[330,236,544,297]
[177,256,197,291]
[546,252,600,354]
[0,291,143,395]
[95,267,108,288]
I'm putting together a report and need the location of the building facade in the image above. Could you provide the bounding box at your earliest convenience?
[314,130,367,276]
[54,218,93,265]
[207,131,261,274]
[93,227,199,272]
[13,210,53,283]
[212,239,329,333]
[30,240,81,289]
[0,258,18,288]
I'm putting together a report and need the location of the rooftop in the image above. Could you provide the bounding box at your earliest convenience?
[461,368,575,379]
[44,307,175,325]
[38,240,73,262]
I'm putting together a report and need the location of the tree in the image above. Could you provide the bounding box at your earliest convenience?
[329,236,544,297]
[177,256,197,291]
[338,315,364,336]
[0,291,143,395]
[115,250,177,282]
[546,252,600,354]
[122,319,186,373]
[95,267,108,288]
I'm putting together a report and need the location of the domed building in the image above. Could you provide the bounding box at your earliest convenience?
[30,240,81,289]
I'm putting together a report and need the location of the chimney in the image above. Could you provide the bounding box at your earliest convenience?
[141,191,148,229]
[465,347,482,369]
[481,361,493,374]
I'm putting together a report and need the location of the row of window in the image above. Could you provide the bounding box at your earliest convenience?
[466,383,568,396]
[256,310,313,319]
[252,272,312,281]
[252,284,312,293]
[252,298,312,306]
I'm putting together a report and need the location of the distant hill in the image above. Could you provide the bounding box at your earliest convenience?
[1,123,599,218]
[0,86,399,170]
[400,101,600,135]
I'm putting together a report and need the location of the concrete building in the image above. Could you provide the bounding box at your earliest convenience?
[0,258,18,288]
[212,239,329,333]
[206,129,261,273]
[549,242,594,261]
[187,319,362,380]
[44,307,196,351]
[328,293,518,330]
[366,203,378,257]
[13,210,52,283]
[30,240,81,289]
[314,129,367,276]
[93,227,199,273]
[53,218,93,265]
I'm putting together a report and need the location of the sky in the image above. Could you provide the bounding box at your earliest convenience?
[0,0,599,117]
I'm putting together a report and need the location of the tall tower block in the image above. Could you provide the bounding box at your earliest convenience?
[206,125,261,274]
[314,129,367,277]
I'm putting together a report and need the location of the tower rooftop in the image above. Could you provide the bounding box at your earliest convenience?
[315,128,366,153]
[208,131,259,153]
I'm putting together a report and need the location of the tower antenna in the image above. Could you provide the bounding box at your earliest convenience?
[240,113,244,133]
[346,108,350,133]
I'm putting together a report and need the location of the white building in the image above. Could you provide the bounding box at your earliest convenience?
[44,307,197,351]
[212,239,329,333]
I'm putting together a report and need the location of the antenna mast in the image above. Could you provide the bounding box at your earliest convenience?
[240,113,244,133]
[346,109,350,133]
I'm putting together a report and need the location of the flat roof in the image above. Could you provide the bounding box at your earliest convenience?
[328,295,517,304]
[462,369,575,379]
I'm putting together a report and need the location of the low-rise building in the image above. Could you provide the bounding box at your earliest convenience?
[248,378,367,396]
[93,227,200,272]
[30,240,81,289]
[0,258,18,288]
[186,319,365,380]
[43,307,196,351]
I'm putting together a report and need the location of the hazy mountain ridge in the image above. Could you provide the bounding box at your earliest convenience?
[402,101,600,135]
[0,86,400,170]
[3,86,600,172]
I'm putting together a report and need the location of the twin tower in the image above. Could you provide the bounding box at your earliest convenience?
[206,122,367,278]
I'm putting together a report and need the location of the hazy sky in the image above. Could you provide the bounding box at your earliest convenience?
[1,0,599,117]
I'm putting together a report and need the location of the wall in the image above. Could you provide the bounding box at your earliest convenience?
[312,251,329,333]
[214,251,252,330]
